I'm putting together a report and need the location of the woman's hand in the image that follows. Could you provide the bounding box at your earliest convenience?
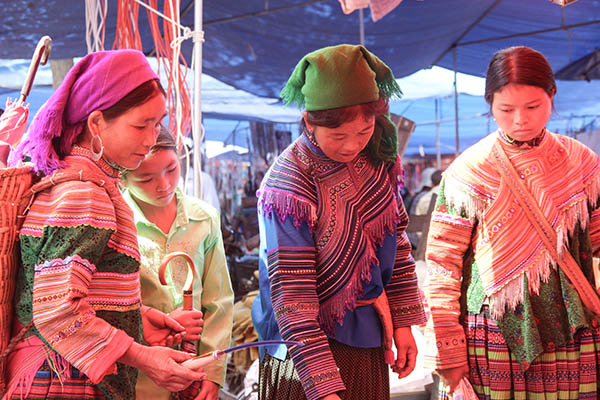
[437,364,469,394]
[169,307,204,342]
[193,380,219,400]
[141,305,185,346]
[391,327,418,378]
[119,342,206,392]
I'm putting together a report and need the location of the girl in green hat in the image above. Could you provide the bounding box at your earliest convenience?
[251,44,427,400]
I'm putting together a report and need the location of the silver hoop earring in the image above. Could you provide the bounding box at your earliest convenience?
[90,135,104,161]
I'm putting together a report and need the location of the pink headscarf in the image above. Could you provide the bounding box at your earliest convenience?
[11,49,159,174]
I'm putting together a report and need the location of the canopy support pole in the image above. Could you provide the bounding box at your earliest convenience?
[359,8,365,45]
[453,47,459,156]
[435,98,441,168]
[192,0,204,198]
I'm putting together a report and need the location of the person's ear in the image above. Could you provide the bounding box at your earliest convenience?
[302,112,313,134]
[87,110,105,137]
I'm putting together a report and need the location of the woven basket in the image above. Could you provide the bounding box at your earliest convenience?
[0,166,33,394]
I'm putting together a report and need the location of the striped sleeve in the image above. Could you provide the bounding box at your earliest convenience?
[423,179,474,370]
[25,225,134,384]
[264,214,345,400]
[386,196,427,328]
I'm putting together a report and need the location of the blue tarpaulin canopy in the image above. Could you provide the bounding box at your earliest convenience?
[3,0,600,96]
[1,0,600,156]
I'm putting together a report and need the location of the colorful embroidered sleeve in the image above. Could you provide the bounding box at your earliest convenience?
[195,209,234,386]
[423,179,474,370]
[20,183,134,384]
[386,197,427,328]
[263,214,345,400]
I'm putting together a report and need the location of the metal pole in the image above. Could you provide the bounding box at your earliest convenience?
[453,47,459,156]
[435,98,441,169]
[192,0,204,198]
[359,8,365,45]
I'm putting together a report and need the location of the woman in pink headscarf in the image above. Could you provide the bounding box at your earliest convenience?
[2,50,205,399]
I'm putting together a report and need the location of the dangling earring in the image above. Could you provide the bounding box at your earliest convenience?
[305,127,319,147]
[90,135,104,161]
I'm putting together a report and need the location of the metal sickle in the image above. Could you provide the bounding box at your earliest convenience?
[20,36,52,104]
[158,251,195,311]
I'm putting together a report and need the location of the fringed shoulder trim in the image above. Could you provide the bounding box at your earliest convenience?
[442,134,499,221]
[257,143,319,230]
[258,186,318,230]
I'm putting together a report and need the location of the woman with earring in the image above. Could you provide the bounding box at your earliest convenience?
[424,46,600,399]
[3,50,206,399]
[251,44,427,400]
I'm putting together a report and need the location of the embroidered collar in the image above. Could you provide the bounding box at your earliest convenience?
[124,187,211,236]
[498,129,546,149]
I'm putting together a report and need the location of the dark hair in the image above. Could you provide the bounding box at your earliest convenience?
[101,79,166,121]
[301,97,396,163]
[152,125,178,154]
[484,46,556,106]
[303,97,389,128]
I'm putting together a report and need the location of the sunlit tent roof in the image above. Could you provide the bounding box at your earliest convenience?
[2,60,599,157]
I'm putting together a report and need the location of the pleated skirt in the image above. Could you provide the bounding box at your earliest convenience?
[438,310,600,400]
[258,339,389,400]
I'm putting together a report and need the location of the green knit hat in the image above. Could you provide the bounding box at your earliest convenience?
[280,44,402,110]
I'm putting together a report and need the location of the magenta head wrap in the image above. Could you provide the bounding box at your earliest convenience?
[12,49,159,174]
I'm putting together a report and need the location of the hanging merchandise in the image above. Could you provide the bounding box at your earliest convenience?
[109,0,193,148]
[249,121,292,168]
[339,0,369,14]
[550,0,579,6]
[369,0,404,21]
[338,0,404,22]
[145,0,193,144]
[114,0,143,50]
[85,0,107,53]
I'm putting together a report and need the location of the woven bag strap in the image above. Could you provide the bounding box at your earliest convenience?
[491,140,600,318]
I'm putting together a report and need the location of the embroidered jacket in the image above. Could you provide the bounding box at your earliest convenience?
[252,133,426,400]
[424,131,600,370]
[8,147,142,399]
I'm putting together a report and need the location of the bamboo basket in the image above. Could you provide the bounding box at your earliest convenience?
[0,166,33,394]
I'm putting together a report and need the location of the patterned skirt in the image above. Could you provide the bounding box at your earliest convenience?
[258,339,389,400]
[3,361,105,399]
[438,310,600,400]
